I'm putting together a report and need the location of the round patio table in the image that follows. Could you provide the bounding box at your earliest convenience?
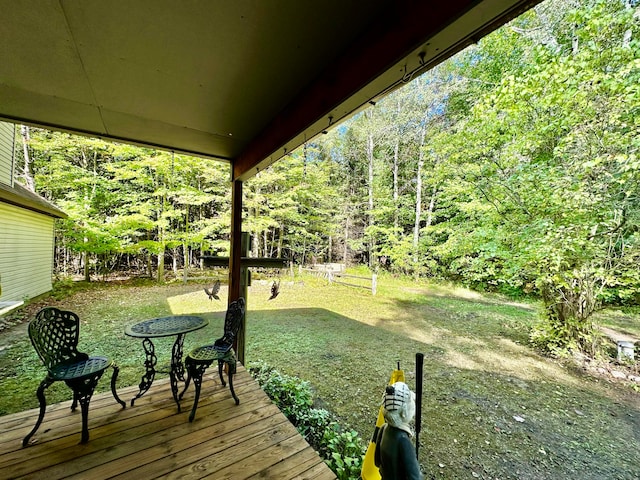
[125,315,208,410]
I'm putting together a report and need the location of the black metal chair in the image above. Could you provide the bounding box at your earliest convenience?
[180,298,245,422]
[22,307,125,446]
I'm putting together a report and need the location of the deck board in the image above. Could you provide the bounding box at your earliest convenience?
[0,365,336,480]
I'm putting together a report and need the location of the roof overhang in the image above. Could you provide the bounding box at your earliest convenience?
[0,182,68,218]
[0,0,541,182]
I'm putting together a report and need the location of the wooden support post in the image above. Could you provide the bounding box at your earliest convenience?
[224,178,288,364]
[236,233,250,364]
[229,179,243,303]
[229,179,243,361]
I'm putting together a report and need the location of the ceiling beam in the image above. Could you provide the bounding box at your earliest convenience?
[233,0,540,181]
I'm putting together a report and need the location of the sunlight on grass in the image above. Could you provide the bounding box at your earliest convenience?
[166,287,229,314]
[249,276,596,393]
[3,276,637,478]
[404,324,451,345]
[444,338,581,386]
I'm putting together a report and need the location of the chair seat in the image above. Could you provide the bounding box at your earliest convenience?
[50,356,112,381]
[187,345,234,363]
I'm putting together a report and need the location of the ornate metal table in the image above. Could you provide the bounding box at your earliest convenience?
[125,315,208,411]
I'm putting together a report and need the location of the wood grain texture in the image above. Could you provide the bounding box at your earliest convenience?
[0,364,335,480]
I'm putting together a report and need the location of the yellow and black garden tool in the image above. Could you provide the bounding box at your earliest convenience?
[361,353,424,480]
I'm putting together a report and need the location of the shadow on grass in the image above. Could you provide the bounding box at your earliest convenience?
[2,281,639,479]
[248,307,640,480]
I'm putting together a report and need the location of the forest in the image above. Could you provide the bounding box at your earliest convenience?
[13,0,640,355]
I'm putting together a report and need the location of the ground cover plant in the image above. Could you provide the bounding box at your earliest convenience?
[249,360,365,480]
[0,274,638,479]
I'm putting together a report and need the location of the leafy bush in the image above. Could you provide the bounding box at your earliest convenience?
[297,406,333,452]
[531,276,603,357]
[259,371,313,422]
[322,427,366,480]
[249,360,365,480]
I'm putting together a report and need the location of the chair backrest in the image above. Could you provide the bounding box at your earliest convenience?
[28,307,86,371]
[218,298,246,346]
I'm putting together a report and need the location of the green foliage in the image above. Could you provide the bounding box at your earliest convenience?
[50,278,91,300]
[415,0,640,352]
[531,311,598,358]
[1,280,638,478]
[245,151,340,263]
[296,407,335,457]
[249,361,365,480]
[249,360,313,422]
[23,132,230,279]
[322,428,365,480]
[14,0,640,354]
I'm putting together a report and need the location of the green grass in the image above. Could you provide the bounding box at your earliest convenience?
[1,274,639,479]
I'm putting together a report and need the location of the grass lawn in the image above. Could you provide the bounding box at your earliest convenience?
[1,274,638,479]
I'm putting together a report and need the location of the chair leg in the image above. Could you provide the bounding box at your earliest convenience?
[110,364,126,409]
[179,366,191,401]
[78,392,92,444]
[217,359,226,387]
[68,371,104,444]
[188,361,210,422]
[227,361,239,405]
[71,391,79,412]
[22,376,54,447]
[169,368,181,412]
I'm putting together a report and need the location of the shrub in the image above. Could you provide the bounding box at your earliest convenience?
[249,360,365,480]
[322,426,365,480]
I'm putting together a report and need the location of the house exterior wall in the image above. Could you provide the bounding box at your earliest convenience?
[0,121,62,303]
[0,122,14,186]
[0,202,55,302]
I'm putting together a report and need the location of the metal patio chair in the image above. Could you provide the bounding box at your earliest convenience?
[180,298,245,422]
[22,307,125,446]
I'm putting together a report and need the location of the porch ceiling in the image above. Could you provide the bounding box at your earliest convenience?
[0,0,540,181]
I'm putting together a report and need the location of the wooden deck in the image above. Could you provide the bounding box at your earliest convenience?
[0,365,336,480]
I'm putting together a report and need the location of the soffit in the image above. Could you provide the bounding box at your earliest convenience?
[0,0,541,181]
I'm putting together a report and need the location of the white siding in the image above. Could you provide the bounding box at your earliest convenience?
[0,203,55,302]
[0,122,15,187]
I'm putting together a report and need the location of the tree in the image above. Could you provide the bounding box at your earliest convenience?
[23,130,231,281]
[429,0,640,353]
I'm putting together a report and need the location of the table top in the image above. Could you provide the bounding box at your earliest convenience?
[125,315,208,338]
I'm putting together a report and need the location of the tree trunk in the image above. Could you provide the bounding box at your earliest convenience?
[83,251,90,282]
[343,212,349,265]
[425,183,438,229]
[413,156,423,250]
[263,230,268,257]
[413,121,428,259]
[367,131,375,268]
[393,141,400,229]
[182,205,189,283]
[157,244,165,282]
[157,183,166,282]
[277,225,284,259]
[20,126,36,192]
[252,229,260,257]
